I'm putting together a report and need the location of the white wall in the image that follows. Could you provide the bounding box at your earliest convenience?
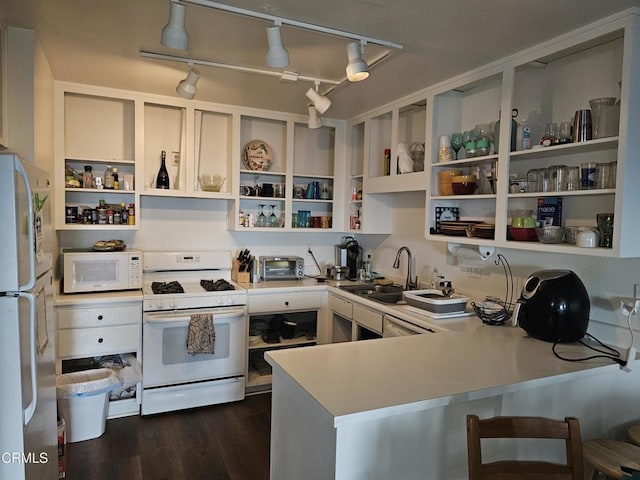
[58,195,346,278]
[359,191,640,350]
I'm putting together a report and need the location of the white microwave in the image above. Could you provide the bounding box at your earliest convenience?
[63,249,143,293]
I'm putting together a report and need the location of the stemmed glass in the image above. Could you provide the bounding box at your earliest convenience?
[257,204,267,227]
[450,132,463,160]
[268,205,278,227]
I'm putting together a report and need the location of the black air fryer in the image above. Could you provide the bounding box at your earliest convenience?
[514,270,590,342]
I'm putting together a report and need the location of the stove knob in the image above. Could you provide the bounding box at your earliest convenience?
[169,300,177,309]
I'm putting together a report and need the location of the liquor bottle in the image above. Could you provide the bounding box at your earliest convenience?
[112,167,119,190]
[156,150,170,189]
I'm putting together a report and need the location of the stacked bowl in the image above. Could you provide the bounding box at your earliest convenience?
[438,169,463,196]
[451,174,478,195]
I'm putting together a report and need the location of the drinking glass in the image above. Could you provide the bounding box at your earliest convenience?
[269,205,278,227]
[462,130,476,158]
[596,212,614,248]
[450,132,463,160]
[257,204,267,227]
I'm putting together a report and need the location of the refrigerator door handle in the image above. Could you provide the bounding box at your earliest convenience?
[15,160,37,291]
[17,291,38,425]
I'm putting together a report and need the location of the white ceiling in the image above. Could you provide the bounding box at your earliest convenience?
[2,0,639,119]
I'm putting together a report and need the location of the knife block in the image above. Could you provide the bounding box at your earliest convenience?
[232,259,251,283]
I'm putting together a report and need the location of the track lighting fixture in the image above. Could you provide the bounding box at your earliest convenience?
[162,1,189,50]
[176,66,200,99]
[148,0,403,100]
[308,106,322,129]
[305,81,331,114]
[346,42,369,82]
[266,23,289,68]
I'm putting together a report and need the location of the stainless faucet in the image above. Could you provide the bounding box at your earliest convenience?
[393,246,418,290]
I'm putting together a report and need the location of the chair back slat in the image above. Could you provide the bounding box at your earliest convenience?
[467,415,584,480]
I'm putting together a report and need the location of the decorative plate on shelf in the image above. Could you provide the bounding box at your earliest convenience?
[92,239,126,251]
[243,140,273,171]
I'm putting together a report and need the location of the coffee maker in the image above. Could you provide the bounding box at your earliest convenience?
[334,236,362,281]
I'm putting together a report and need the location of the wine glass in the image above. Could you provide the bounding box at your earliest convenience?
[268,205,278,227]
[450,132,463,160]
[257,204,267,227]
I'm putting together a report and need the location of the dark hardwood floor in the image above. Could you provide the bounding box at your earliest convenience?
[63,393,271,480]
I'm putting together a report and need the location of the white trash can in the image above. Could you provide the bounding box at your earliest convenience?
[56,368,120,443]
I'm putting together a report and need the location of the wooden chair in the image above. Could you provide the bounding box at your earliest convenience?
[467,414,584,480]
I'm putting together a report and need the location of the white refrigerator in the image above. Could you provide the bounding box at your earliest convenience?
[0,153,57,479]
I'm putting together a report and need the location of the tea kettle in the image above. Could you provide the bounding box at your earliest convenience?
[335,236,362,281]
[513,269,590,343]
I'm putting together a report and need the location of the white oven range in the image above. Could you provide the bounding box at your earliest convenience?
[141,251,247,415]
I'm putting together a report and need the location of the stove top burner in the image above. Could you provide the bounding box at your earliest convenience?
[151,281,185,294]
[200,279,235,292]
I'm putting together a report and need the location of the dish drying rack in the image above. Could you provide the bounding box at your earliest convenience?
[471,254,515,326]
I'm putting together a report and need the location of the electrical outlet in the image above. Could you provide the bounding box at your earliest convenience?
[461,264,481,278]
[621,298,640,316]
[172,151,180,166]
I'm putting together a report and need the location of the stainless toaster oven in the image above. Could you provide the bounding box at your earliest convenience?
[259,256,304,281]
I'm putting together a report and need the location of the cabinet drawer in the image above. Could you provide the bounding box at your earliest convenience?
[329,294,353,319]
[57,304,141,329]
[58,324,140,358]
[353,304,383,334]
[248,291,321,314]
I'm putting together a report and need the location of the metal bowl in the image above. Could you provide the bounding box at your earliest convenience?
[535,226,566,244]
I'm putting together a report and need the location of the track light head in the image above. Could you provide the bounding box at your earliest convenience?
[266,25,289,68]
[308,106,322,129]
[346,42,369,82]
[162,1,189,50]
[176,67,200,99]
[305,86,331,114]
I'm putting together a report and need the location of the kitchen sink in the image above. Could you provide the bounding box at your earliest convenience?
[338,284,405,304]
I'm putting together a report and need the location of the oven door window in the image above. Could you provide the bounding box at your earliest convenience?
[161,323,230,364]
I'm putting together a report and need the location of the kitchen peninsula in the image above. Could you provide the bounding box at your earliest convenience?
[266,322,640,480]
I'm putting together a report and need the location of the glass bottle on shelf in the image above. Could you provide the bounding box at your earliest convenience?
[112,167,119,190]
[156,150,170,189]
[83,166,94,189]
[103,165,114,189]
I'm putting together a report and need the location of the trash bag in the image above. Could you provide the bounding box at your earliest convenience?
[56,368,120,398]
[96,354,142,400]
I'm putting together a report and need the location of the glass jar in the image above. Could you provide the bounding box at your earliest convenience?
[526,168,545,192]
[547,165,567,192]
[565,166,581,191]
[595,163,611,189]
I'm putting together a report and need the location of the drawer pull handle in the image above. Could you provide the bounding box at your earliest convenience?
[285,301,289,306]
[97,315,103,320]
[98,338,104,343]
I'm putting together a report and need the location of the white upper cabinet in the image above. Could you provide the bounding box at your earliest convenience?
[54,84,139,230]
[426,12,640,257]
[231,111,342,231]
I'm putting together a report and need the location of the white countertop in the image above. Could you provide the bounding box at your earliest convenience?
[265,322,622,427]
[54,280,143,306]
